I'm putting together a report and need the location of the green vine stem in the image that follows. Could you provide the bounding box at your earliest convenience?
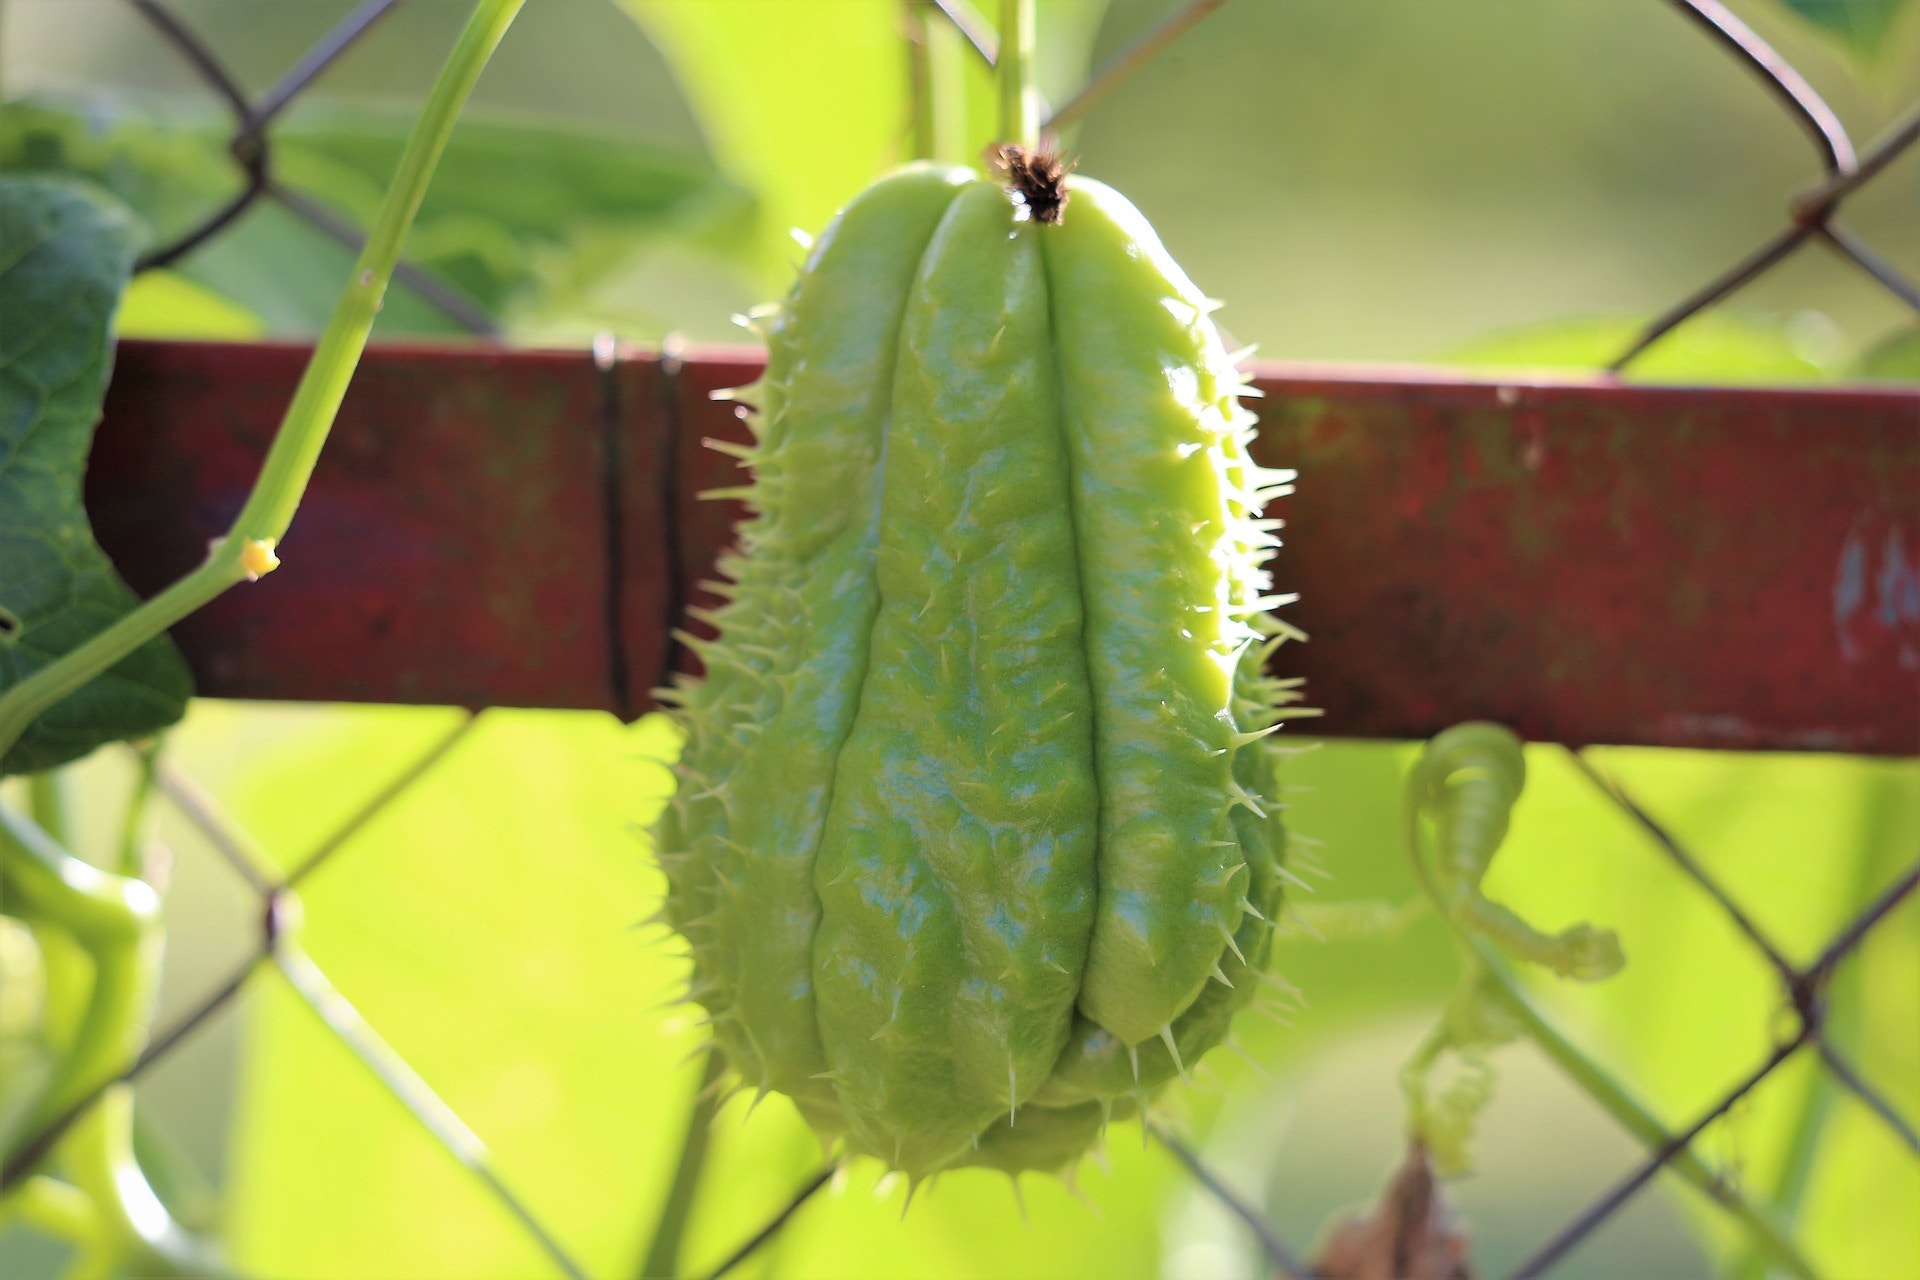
[998,0,1037,148]
[636,1048,726,1280]
[26,771,72,849]
[59,1085,230,1278]
[0,803,162,1144]
[1402,748,1816,1280]
[906,2,937,160]
[0,0,526,765]
[905,1,971,163]
[1469,942,1812,1277]
[0,1173,97,1246]
[114,740,164,878]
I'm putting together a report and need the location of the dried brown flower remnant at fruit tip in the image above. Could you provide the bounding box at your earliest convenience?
[993,143,1071,224]
[1316,1142,1475,1280]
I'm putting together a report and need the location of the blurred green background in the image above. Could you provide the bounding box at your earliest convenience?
[2,0,1918,1277]
[5,0,1918,366]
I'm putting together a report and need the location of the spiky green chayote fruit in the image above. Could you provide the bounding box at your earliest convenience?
[655,153,1300,1178]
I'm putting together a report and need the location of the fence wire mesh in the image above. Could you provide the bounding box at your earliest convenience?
[1,0,1917,1277]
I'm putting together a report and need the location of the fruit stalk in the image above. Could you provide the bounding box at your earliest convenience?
[998,0,1037,147]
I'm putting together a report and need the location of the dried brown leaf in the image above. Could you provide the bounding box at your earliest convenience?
[1315,1142,1474,1280]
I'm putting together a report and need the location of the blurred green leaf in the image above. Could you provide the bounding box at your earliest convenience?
[271,110,757,315]
[284,114,743,243]
[0,102,236,245]
[117,270,265,341]
[0,176,191,776]
[210,705,1189,1280]
[0,100,458,336]
[1441,313,1837,383]
[613,0,910,290]
[0,100,758,340]
[218,708,691,1278]
[1772,0,1914,54]
[1038,0,1118,111]
[1855,325,1920,380]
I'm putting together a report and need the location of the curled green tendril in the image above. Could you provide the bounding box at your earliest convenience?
[1412,723,1624,982]
[1401,722,1624,1174]
[1,800,227,1275]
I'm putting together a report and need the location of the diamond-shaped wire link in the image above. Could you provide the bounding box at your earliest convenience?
[1,720,476,1183]
[1611,0,1920,369]
[1536,751,1920,1276]
[122,0,496,332]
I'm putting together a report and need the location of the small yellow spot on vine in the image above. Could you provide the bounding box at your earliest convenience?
[240,538,280,581]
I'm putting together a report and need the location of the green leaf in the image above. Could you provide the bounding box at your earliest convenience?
[1,100,759,340]
[1855,325,1920,380]
[1440,313,1837,384]
[1772,0,1914,54]
[613,0,909,290]
[117,270,266,341]
[0,176,192,776]
[0,99,459,337]
[0,102,238,248]
[268,110,757,316]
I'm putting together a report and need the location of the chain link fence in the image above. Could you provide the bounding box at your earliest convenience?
[3,0,1918,1276]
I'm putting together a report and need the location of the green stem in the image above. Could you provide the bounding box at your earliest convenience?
[0,0,526,765]
[1472,942,1814,1279]
[27,770,71,851]
[906,2,936,160]
[114,738,163,878]
[637,1048,726,1279]
[0,1174,98,1243]
[0,804,161,1146]
[927,8,969,163]
[59,1086,231,1278]
[227,0,522,542]
[998,0,1037,147]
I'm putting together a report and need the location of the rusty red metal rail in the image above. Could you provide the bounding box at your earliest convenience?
[86,339,1918,754]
